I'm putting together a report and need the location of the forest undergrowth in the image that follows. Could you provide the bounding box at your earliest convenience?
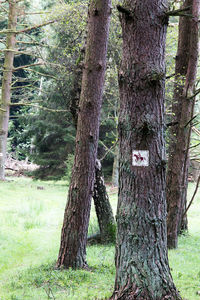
[0,177,199,299]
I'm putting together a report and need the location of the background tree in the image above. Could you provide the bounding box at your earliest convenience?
[0,0,59,180]
[91,158,116,243]
[166,0,200,249]
[0,0,18,180]
[24,1,120,180]
[111,0,180,298]
[67,18,116,244]
[56,0,111,269]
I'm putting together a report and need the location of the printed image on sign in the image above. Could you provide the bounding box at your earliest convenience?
[132,150,149,167]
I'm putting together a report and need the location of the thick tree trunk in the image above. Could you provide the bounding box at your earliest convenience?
[0,0,17,180]
[93,159,116,243]
[111,1,180,299]
[56,0,111,269]
[166,0,199,249]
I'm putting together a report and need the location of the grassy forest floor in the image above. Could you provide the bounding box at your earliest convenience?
[0,177,199,300]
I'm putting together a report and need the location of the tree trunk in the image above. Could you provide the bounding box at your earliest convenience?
[111,1,180,299]
[70,44,115,245]
[92,159,116,243]
[56,0,111,269]
[0,0,17,180]
[112,144,119,187]
[166,0,200,249]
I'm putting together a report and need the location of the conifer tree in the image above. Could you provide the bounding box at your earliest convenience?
[167,0,200,248]
[57,0,111,269]
[111,0,180,298]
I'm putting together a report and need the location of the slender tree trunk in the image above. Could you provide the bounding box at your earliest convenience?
[112,144,119,187]
[110,1,180,299]
[70,49,115,245]
[93,159,116,243]
[56,0,111,269]
[167,0,192,247]
[166,0,200,249]
[0,0,17,180]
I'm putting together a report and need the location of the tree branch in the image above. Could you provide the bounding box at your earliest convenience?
[0,4,8,14]
[166,6,191,16]
[24,11,51,16]
[166,73,175,79]
[9,102,69,112]
[13,62,44,71]
[16,40,46,47]
[166,121,179,127]
[184,114,198,128]
[24,68,59,80]
[11,83,35,90]
[0,19,58,35]
[17,19,58,33]
[116,5,133,18]
[192,126,200,136]
[187,87,200,100]
[182,174,200,218]
[0,49,41,58]
[100,139,118,161]
[189,142,200,149]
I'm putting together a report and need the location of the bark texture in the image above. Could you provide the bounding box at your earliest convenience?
[166,0,200,249]
[93,159,116,243]
[56,0,111,269]
[111,1,180,299]
[70,46,115,245]
[0,0,17,180]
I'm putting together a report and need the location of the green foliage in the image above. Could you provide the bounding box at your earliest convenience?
[105,222,116,244]
[27,79,76,179]
[64,153,74,182]
[19,1,87,179]
[5,0,198,179]
[19,1,121,179]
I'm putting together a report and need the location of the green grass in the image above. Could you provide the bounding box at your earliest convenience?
[169,183,200,300]
[0,177,199,299]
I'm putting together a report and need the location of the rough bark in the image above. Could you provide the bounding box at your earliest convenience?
[70,56,83,129]
[110,0,180,299]
[56,0,111,269]
[93,159,116,243]
[70,48,116,245]
[0,0,17,180]
[166,0,200,249]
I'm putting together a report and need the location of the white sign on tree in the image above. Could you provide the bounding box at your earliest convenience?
[132,150,149,167]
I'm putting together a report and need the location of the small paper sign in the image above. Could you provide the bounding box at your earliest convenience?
[132,150,149,167]
[0,153,3,157]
